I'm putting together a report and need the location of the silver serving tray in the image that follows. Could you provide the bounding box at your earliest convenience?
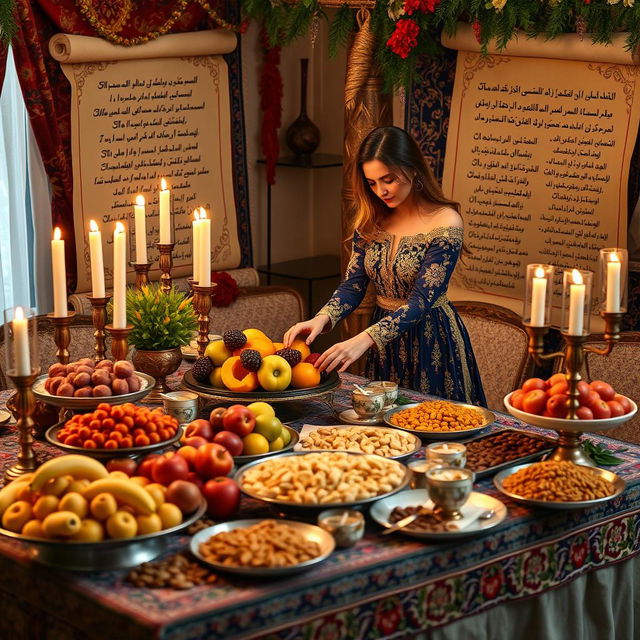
[383,402,495,441]
[234,450,411,510]
[296,424,422,461]
[504,392,637,433]
[493,462,626,510]
[370,489,507,540]
[33,372,155,409]
[462,428,556,479]
[233,425,300,466]
[45,422,182,459]
[191,518,335,576]
[0,500,207,570]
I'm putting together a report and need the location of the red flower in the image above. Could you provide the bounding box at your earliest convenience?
[387,19,420,59]
[210,271,239,307]
[480,564,504,600]
[404,0,440,14]
[473,19,482,43]
[374,597,403,635]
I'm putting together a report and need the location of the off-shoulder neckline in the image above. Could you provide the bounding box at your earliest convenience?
[375,225,463,242]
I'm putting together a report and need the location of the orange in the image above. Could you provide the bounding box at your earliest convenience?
[221,356,259,392]
[272,342,285,352]
[290,362,321,389]
[233,338,275,359]
[290,339,311,361]
[243,328,269,342]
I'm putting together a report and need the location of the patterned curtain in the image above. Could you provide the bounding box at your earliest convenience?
[9,0,253,292]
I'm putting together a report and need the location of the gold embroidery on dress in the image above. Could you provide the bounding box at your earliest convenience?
[442,303,473,403]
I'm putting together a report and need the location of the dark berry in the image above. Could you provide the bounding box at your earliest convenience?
[191,356,214,383]
[275,348,302,368]
[223,329,247,352]
[240,349,262,373]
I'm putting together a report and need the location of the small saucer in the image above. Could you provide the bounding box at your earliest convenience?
[338,409,384,425]
[0,410,11,426]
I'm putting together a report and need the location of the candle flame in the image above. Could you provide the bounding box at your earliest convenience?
[199,206,207,220]
[53,227,61,241]
[15,306,24,321]
[89,220,99,232]
[135,195,145,206]
[193,209,200,221]
[115,221,125,234]
[572,269,583,285]
[161,178,167,191]
[611,252,620,263]
[534,266,545,279]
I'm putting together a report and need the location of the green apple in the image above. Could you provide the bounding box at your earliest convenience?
[242,433,269,455]
[280,426,291,446]
[247,401,276,420]
[254,415,282,442]
[204,340,231,367]
[268,437,284,452]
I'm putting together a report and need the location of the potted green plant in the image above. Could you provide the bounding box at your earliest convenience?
[126,284,197,402]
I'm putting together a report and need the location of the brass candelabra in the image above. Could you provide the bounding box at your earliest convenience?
[5,371,40,482]
[47,311,76,365]
[87,295,110,361]
[105,324,132,361]
[132,263,151,290]
[156,243,175,294]
[192,284,215,357]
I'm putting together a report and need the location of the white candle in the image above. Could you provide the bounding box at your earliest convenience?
[113,221,127,329]
[199,207,211,287]
[51,227,67,317]
[568,269,585,336]
[88,220,105,298]
[159,178,171,244]
[134,195,147,264]
[606,253,621,313]
[530,267,547,327]
[192,209,201,284]
[12,306,30,376]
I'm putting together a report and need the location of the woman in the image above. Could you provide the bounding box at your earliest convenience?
[284,126,486,405]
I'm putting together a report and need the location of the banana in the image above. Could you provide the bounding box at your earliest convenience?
[30,455,108,492]
[0,475,35,518]
[82,479,156,516]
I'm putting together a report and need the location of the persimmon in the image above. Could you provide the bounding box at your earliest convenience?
[290,362,321,389]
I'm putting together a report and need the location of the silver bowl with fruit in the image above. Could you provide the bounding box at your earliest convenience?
[33,358,155,409]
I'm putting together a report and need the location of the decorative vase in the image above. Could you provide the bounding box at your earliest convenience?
[286,58,320,161]
[131,347,183,404]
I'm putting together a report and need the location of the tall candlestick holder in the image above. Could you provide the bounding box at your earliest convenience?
[47,311,76,365]
[156,243,175,294]
[105,325,132,361]
[131,263,151,290]
[508,311,633,466]
[87,295,110,362]
[192,284,215,356]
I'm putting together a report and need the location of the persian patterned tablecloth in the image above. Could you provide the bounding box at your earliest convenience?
[0,371,638,640]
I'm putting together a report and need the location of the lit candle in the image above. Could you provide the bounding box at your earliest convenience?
[12,306,30,376]
[606,252,621,313]
[568,269,585,336]
[192,209,201,284]
[199,206,211,287]
[159,178,171,244]
[530,266,547,327]
[134,195,147,264]
[88,220,105,298]
[113,221,127,329]
[51,227,67,317]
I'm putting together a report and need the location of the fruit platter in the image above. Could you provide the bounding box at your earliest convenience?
[0,455,206,570]
[33,359,155,409]
[180,401,299,465]
[181,328,340,403]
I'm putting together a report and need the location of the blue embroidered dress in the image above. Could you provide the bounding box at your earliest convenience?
[318,226,486,405]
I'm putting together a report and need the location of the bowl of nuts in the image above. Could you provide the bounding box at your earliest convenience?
[190,519,335,576]
[235,451,410,509]
[493,460,625,509]
[384,401,495,441]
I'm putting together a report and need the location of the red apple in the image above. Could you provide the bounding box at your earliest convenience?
[185,471,204,489]
[590,399,612,420]
[222,405,255,437]
[305,353,321,366]
[105,458,137,477]
[213,430,244,457]
[202,477,241,519]
[137,454,163,480]
[209,407,227,432]
[606,400,625,418]
[194,442,234,479]
[152,454,190,485]
[590,380,615,402]
[183,435,209,449]
[166,480,202,514]
[576,381,592,406]
[546,393,568,418]
[576,405,594,420]
[176,445,198,469]
[185,419,213,441]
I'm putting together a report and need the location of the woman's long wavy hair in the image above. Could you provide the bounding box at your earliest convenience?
[351,126,460,240]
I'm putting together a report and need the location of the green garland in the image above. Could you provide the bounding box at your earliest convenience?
[241,0,640,92]
[0,0,16,45]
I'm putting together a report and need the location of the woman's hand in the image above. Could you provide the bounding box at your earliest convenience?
[315,332,375,373]
[283,315,330,347]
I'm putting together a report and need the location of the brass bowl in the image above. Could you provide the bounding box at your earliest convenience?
[131,347,183,403]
